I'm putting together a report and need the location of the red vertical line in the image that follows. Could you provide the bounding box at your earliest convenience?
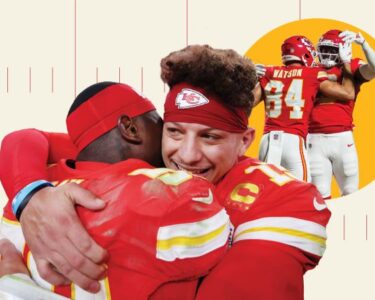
[29,67,32,93]
[51,67,54,93]
[118,67,121,83]
[74,0,77,97]
[96,67,99,83]
[299,0,301,20]
[186,0,189,46]
[366,214,368,241]
[6,67,9,93]
[141,67,144,93]
[343,214,346,240]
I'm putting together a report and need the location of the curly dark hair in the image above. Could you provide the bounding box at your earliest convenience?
[160,45,257,116]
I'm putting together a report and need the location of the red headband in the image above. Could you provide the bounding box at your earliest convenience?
[67,84,155,152]
[164,83,248,132]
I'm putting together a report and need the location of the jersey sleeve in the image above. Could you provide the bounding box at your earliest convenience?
[218,160,330,270]
[205,160,330,299]
[153,173,230,280]
[0,129,50,200]
[45,132,77,163]
[0,129,76,200]
[316,68,329,82]
[233,182,329,269]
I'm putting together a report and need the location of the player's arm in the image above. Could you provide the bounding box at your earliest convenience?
[0,129,107,292]
[252,82,264,107]
[318,41,355,101]
[0,129,50,199]
[340,30,375,80]
[0,237,29,277]
[252,63,267,107]
[0,241,67,300]
[319,72,355,101]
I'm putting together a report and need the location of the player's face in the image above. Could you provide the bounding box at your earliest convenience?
[162,122,254,184]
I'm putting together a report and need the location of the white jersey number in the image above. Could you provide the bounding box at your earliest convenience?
[264,79,305,120]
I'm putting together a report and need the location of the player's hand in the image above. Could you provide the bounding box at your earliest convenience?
[0,238,29,277]
[20,183,108,293]
[255,64,266,78]
[339,42,352,64]
[339,30,366,45]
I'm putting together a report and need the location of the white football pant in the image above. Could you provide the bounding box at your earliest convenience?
[259,131,310,182]
[307,131,359,198]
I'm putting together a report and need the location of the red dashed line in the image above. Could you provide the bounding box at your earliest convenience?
[186,0,189,46]
[74,0,77,97]
[29,67,32,93]
[6,67,9,93]
[51,67,54,93]
[141,67,144,93]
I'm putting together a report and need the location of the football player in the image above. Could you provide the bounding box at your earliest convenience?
[0,45,330,299]
[0,82,230,299]
[308,29,375,198]
[253,35,355,182]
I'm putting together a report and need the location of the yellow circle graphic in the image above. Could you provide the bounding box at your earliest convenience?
[244,18,375,198]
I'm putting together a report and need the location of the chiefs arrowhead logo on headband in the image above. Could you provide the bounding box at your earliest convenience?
[176,88,209,109]
[164,82,249,133]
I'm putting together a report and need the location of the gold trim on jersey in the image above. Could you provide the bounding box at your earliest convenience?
[233,217,327,256]
[1,216,20,226]
[157,223,228,250]
[156,209,230,261]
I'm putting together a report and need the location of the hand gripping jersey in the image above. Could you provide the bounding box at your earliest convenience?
[196,157,330,299]
[260,65,328,138]
[309,58,368,133]
[1,159,230,300]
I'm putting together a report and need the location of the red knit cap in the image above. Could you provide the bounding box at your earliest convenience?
[164,83,248,132]
[67,83,155,152]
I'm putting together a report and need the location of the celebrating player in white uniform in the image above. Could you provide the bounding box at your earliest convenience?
[308,29,375,198]
[254,35,354,182]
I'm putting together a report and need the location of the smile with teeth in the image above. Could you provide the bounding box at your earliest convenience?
[173,162,210,175]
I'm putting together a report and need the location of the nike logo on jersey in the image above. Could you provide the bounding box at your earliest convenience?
[313,197,327,211]
[347,143,354,147]
[192,189,213,204]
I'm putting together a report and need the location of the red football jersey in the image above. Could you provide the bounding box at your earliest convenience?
[196,157,331,299]
[2,159,230,300]
[260,65,328,138]
[216,157,330,268]
[309,58,368,134]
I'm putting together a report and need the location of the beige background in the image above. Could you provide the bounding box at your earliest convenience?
[0,0,374,299]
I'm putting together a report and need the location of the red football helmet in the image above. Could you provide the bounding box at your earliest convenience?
[281,35,317,67]
[317,29,344,67]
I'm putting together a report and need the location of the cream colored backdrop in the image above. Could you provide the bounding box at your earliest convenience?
[0,1,374,299]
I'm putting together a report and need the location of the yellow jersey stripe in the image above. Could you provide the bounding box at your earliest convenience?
[1,216,20,226]
[234,226,326,246]
[104,277,112,300]
[157,223,227,250]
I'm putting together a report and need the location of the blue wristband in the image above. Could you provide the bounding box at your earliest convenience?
[12,180,54,220]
